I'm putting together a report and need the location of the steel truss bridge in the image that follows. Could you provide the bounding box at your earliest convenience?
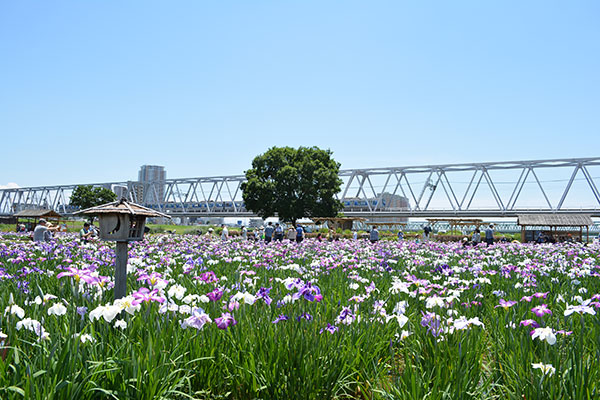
[2,157,600,219]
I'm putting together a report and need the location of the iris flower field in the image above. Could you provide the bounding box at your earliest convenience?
[0,232,599,399]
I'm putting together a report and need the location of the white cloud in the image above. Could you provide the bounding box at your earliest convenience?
[0,183,20,189]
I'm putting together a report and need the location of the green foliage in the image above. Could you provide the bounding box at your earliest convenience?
[1,233,599,399]
[241,146,343,223]
[70,185,117,211]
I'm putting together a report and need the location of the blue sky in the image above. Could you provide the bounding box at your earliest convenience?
[1,1,599,188]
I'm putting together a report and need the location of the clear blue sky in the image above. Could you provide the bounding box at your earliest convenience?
[1,1,599,188]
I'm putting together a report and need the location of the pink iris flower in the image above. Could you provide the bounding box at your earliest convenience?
[131,287,166,305]
[56,267,98,285]
[137,272,167,287]
[495,299,517,309]
[531,304,552,317]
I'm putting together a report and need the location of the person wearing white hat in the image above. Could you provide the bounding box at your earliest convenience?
[33,219,59,242]
[221,224,229,241]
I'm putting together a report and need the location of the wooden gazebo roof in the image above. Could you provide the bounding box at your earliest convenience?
[75,199,170,218]
[517,214,593,227]
[14,209,62,218]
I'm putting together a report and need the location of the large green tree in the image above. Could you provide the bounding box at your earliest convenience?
[70,185,117,211]
[241,146,343,223]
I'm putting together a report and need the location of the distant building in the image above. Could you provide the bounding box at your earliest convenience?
[342,192,410,224]
[370,192,410,224]
[136,165,166,204]
[378,192,410,211]
[343,192,409,211]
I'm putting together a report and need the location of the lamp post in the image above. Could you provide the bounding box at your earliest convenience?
[75,199,170,300]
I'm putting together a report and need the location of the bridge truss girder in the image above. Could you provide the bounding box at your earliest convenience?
[338,157,600,215]
[1,157,599,218]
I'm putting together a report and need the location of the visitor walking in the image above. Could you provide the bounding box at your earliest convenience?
[423,224,432,242]
[241,225,248,241]
[287,227,296,241]
[264,222,274,243]
[274,223,284,242]
[485,224,495,245]
[370,226,379,243]
[295,224,304,243]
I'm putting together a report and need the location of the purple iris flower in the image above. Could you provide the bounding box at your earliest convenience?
[292,282,322,302]
[420,311,442,337]
[181,308,212,330]
[207,288,224,302]
[531,304,552,317]
[365,282,378,295]
[433,264,453,276]
[16,280,30,294]
[272,314,289,324]
[337,307,356,325]
[199,271,218,283]
[77,306,88,320]
[284,278,303,290]
[319,323,338,334]
[296,312,313,322]
[519,319,540,328]
[255,287,273,305]
[215,312,237,330]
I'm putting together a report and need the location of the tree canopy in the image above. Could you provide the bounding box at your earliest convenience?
[241,146,343,223]
[70,185,117,211]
